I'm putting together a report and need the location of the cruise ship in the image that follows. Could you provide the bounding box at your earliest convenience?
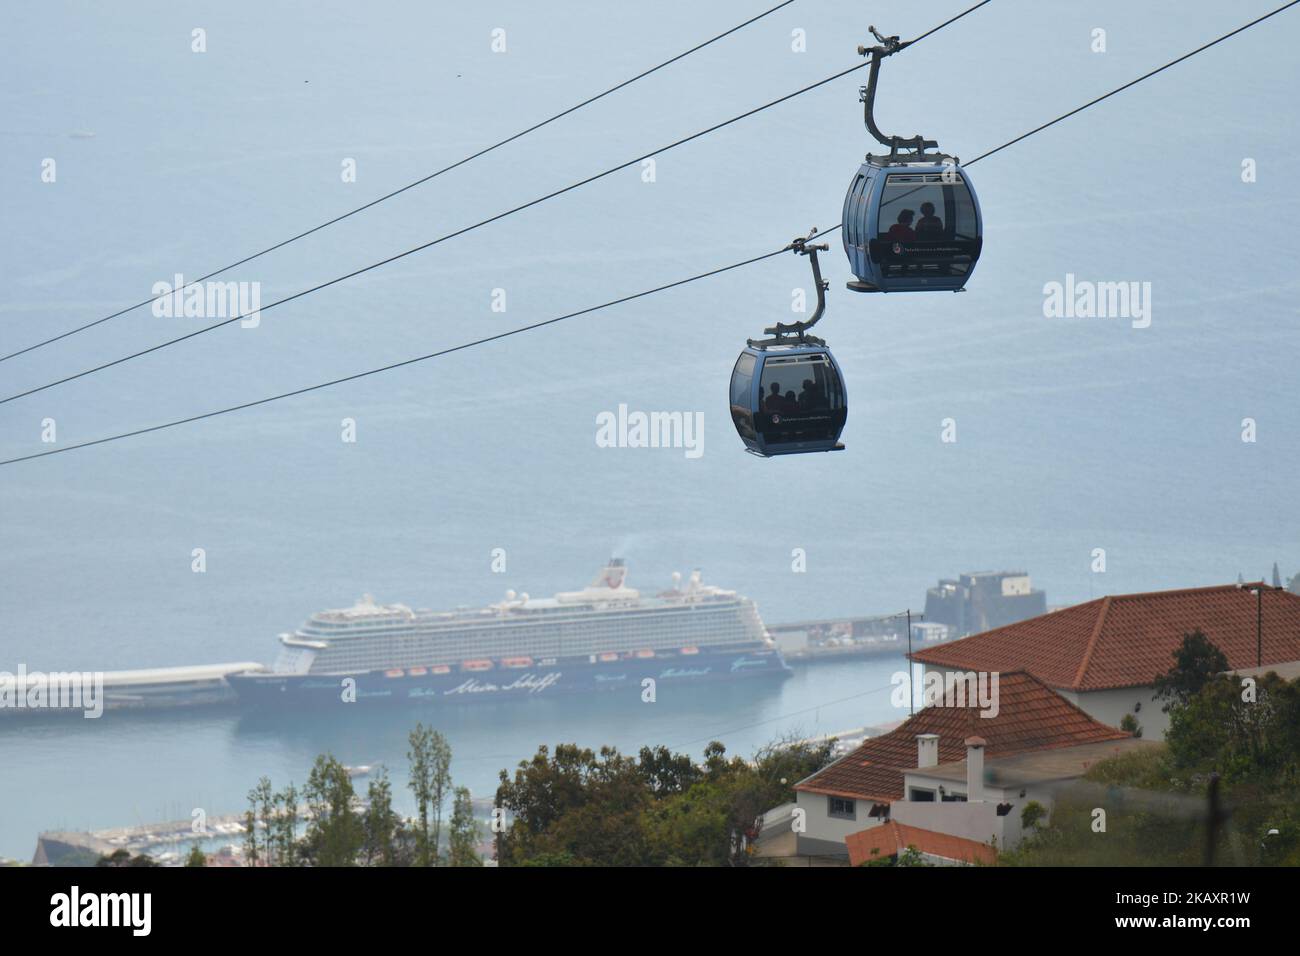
[227,560,790,707]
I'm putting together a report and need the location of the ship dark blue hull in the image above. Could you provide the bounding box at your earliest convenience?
[228,646,791,709]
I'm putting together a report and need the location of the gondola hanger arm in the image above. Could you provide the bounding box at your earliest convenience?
[752,230,830,345]
[856,24,944,162]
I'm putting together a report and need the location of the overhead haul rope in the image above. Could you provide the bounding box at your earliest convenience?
[0,0,800,364]
[10,0,1290,466]
[0,247,792,465]
[0,0,994,406]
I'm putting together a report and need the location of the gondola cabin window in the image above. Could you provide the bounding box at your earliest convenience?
[877,172,978,242]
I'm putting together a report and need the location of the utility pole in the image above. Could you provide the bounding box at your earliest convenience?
[884,608,922,716]
[906,609,914,716]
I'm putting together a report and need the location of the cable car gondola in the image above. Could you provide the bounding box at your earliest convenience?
[842,27,983,293]
[730,234,847,457]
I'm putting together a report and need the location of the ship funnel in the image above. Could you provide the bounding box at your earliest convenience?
[672,571,682,589]
[505,589,516,601]
[594,559,628,590]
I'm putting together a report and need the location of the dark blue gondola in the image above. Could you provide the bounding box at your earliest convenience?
[730,234,847,457]
[842,27,983,293]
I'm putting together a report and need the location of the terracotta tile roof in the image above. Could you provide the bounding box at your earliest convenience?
[795,671,1127,802]
[846,821,997,866]
[911,584,1300,691]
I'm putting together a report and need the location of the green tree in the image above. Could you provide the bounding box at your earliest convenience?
[361,768,402,866]
[636,745,701,795]
[302,754,364,866]
[1120,713,1142,738]
[273,783,299,867]
[96,849,158,867]
[646,737,834,866]
[496,737,835,867]
[1020,800,1047,832]
[185,843,207,867]
[241,807,259,866]
[448,787,482,867]
[895,845,930,867]
[1165,672,1300,783]
[407,724,453,866]
[1153,630,1230,711]
[495,743,652,866]
[249,776,275,865]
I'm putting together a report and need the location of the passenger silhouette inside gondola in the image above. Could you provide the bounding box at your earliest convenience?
[915,201,944,239]
[765,382,786,413]
[886,208,915,241]
[798,379,820,410]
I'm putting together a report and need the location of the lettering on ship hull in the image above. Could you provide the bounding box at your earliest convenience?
[659,667,712,679]
[441,672,563,696]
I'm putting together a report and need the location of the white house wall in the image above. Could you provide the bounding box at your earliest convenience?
[919,664,1169,739]
[794,789,883,857]
[889,799,1010,850]
[1057,686,1168,739]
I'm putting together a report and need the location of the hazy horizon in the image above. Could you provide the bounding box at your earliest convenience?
[1,0,1297,860]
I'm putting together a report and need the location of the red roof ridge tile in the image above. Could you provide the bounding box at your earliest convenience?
[909,597,1107,665]
[1072,594,1112,687]
[909,584,1300,691]
[1106,580,1282,602]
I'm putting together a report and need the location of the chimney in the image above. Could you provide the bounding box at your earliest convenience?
[965,736,986,802]
[916,733,939,769]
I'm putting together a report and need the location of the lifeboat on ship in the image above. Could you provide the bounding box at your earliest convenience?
[384,668,404,678]
[462,660,493,672]
[500,656,534,669]
[680,646,700,656]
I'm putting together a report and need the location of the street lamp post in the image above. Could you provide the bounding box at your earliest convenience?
[1256,585,1262,668]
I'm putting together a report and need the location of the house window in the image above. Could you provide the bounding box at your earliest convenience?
[941,792,967,803]
[828,797,856,820]
[909,788,936,802]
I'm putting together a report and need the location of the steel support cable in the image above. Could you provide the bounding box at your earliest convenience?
[0,246,791,465]
[4,2,1284,467]
[0,1,994,405]
[0,0,800,364]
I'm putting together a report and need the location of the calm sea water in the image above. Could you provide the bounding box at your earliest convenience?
[1,1,1297,857]
[0,658,913,858]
